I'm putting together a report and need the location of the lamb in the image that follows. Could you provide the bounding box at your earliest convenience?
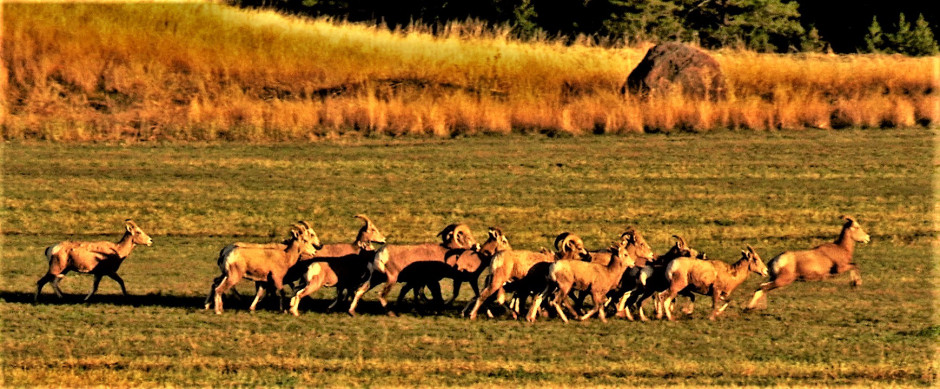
[397,247,492,312]
[346,223,477,316]
[527,242,635,323]
[465,228,578,320]
[661,245,767,321]
[206,221,322,314]
[35,219,153,303]
[746,216,871,310]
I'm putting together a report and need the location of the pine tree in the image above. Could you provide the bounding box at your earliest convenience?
[864,16,885,53]
[907,13,939,56]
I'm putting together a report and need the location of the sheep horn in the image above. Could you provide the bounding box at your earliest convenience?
[452,224,474,247]
[554,232,572,251]
[673,235,688,249]
[353,214,372,227]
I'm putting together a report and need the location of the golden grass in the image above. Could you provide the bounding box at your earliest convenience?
[2,1,937,141]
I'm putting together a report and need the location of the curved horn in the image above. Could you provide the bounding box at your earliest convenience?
[554,232,572,251]
[452,224,474,247]
[746,244,756,254]
[488,227,502,238]
[353,214,372,227]
[555,232,581,253]
[672,235,688,249]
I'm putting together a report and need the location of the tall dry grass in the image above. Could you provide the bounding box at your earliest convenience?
[2,2,937,141]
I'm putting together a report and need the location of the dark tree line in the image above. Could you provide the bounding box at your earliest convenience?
[231,0,937,55]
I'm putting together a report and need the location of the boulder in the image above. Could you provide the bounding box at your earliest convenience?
[623,43,726,100]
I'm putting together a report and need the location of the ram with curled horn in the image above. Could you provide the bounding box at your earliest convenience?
[204,221,321,314]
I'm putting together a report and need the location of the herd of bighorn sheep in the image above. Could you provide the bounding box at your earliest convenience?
[34,215,871,322]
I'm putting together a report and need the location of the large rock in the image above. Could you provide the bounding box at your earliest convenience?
[623,43,726,100]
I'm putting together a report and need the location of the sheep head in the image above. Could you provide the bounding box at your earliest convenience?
[839,215,871,244]
[479,227,511,257]
[353,214,386,250]
[124,219,153,246]
[620,227,653,262]
[292,221,323,257]
[742,244,768,277]
[437,223,478,250]
[554,232,588,258]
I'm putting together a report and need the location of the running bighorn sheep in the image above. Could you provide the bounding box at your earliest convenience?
[466,228,578,320]
[316,214,387,257]
[661,245,767,320]
[528,242,635,323]
[35,219,153,303]
[346,223,477,316]
[621,235,706,320]
[206,221,322,314]
[747,216,871,310]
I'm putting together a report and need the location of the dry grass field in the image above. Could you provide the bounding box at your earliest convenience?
[2,2,938,141]
[1,130,937,386]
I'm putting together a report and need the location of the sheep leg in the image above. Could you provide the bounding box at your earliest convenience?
[249,285,266,312]
[445,278,462,306]
[290,278,325,316]
[35,273,59,302]
[526,284,553,322]
[615,290,635,320]
[427,281,444,313]
[848,266,862,287]
[662,292,677,321]
[746,275,792,310]
[348,277,378,317]
[204,275,225,310]
[549,290,570,323]
[84,274,104,302]
[213,275,240,314]
[51,275,67,299]
[377,277,398,316]
[107,273,128,296]
[468,281,502,320]
[708,293,728,321]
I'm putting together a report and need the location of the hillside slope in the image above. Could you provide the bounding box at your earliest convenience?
[2,2,936,141]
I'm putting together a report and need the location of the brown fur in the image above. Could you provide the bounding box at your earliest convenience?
[528,243,635,323]
[661,246,767,321]
[35,219,153,303]
[466,227,558,320]
[205,222,321,314]
[346,223,476,316]
[747,216,870,310]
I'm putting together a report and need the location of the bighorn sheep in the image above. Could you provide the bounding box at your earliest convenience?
[568,228,655,315]
[206,221,321,314]
[346,223,476,316]
[619,235,706,320]
[259,214,385,313]
[396,247,492,312]
[661,245,767,321]
[527,242,635,323]
[316,214,387,257]
[287,251,373,316]
[465,228,581,320]
[747,216,871,310]
[35,219,153,303]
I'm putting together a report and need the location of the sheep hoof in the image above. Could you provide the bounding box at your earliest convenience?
[851,279,862,287]
[386,311,398,317]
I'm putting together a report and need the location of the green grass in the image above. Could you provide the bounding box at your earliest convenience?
[1,130,937,386]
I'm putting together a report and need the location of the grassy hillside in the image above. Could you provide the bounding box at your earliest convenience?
[1,130,937,386]
[2,2,937,141]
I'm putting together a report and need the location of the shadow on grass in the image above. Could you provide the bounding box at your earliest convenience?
[1,290,491,318]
